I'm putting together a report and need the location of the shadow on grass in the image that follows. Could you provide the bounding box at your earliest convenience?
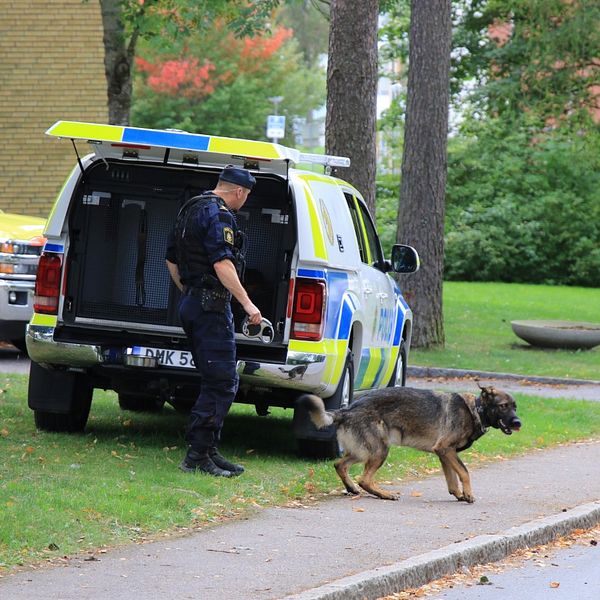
[508,342,599,355]
[222,408,297,458]
[82,400,298,459]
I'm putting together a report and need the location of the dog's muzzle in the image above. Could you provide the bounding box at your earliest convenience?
[499,417,522,435]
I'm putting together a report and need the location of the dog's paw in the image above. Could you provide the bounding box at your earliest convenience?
[374,490,400,501]
[456,494,475,504]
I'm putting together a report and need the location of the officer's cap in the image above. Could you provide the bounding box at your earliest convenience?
[219,165,256,190]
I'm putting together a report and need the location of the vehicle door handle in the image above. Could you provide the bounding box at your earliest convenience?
[363,287,373,295]
[377,292,388,302]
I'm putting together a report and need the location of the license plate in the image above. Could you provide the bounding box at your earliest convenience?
[130,346,196,369]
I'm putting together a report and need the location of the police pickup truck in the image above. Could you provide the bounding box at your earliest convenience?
[0,210,46,351]
[26,121,419,457]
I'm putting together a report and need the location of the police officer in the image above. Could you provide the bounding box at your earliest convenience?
[165,165,262,477]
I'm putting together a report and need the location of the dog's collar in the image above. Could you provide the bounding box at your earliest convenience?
[474,395,489,430]
[461,394,488,448]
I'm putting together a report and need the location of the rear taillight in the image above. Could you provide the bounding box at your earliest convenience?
[291,278,326,340]
[34,253,62,314]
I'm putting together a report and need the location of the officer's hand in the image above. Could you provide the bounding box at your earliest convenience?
[244,302,262,325]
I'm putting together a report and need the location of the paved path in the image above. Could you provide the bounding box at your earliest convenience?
[2,442,600,600]
[406,367,600,402]
[2,352,599,599]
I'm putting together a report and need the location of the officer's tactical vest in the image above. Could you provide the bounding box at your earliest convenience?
[174,192,245,289]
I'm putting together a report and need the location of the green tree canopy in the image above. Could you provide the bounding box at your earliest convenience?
[444,117,600,286]
[94,0,281,124]
[455,0,600,127]
[379,0,600,288]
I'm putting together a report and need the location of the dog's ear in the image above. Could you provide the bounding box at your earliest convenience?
[476,380,489,394]
[478,385,496,399]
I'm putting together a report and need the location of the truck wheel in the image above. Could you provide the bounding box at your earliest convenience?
[29,363,93,433]
[296,351,354,459]
[387,340,407,388]
[34,407,91,433]
[118,394,164,413]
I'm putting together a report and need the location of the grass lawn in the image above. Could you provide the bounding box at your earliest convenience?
[411,281,600,380]
[1,281,598,572]
[2,370,600,572]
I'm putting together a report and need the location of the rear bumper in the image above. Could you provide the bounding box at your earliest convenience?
[0,280,36,339]
[26,323,330,394]
[237,352,327,394]
[26,324,103,367]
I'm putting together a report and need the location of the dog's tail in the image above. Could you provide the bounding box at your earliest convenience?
[298,394,335,429]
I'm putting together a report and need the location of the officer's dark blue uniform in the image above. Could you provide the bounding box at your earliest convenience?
[166,165,256,477]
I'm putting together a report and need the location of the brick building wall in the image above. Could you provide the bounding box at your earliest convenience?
[0,0,107,218]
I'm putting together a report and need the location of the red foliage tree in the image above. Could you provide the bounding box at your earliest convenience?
[136,25,293,98]
[135,57,215,99]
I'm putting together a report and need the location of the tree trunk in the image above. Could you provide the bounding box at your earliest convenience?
[397,0,452,348]
[325,0,379,215]
[99,0,136,125]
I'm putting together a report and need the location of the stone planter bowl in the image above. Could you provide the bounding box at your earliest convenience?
[511,320,600,350]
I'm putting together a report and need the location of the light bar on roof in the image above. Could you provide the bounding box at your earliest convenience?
[298,152,351,168]
[46,121,296,162]
[45,121,351,169]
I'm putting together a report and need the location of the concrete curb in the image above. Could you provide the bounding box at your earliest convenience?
[283,501,600,600]
[407,366,600,387]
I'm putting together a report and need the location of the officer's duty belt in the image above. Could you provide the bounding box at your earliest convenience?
[184,286,230,300]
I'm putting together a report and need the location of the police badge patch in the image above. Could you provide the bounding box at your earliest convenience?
[223,227,234,245]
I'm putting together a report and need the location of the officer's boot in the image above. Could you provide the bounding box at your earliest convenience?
[179,448,235,477]
[209,447,245,475]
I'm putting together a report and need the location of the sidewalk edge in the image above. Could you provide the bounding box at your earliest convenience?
[407,366,600,387]
[283,501,600,600]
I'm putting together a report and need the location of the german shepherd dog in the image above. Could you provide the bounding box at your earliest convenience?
[300,386,521,503]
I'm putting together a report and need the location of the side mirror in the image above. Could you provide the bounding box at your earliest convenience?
[390,244,420,274]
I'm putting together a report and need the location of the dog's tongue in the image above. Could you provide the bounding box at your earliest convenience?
[511,424,521,432]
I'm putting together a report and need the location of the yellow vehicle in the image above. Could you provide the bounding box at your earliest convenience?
[0,209,46,351]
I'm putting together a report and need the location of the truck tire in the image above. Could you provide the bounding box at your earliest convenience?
[296,351,354,459]
[29,362,93,433]
[34,407,92,433]
[118,393,164,413]
[387,339,407,388]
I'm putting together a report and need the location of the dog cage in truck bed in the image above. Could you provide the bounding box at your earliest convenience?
[63,161,294,342]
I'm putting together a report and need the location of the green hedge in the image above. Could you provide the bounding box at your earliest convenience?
[375,125,600,287]
[444,125,600,287]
